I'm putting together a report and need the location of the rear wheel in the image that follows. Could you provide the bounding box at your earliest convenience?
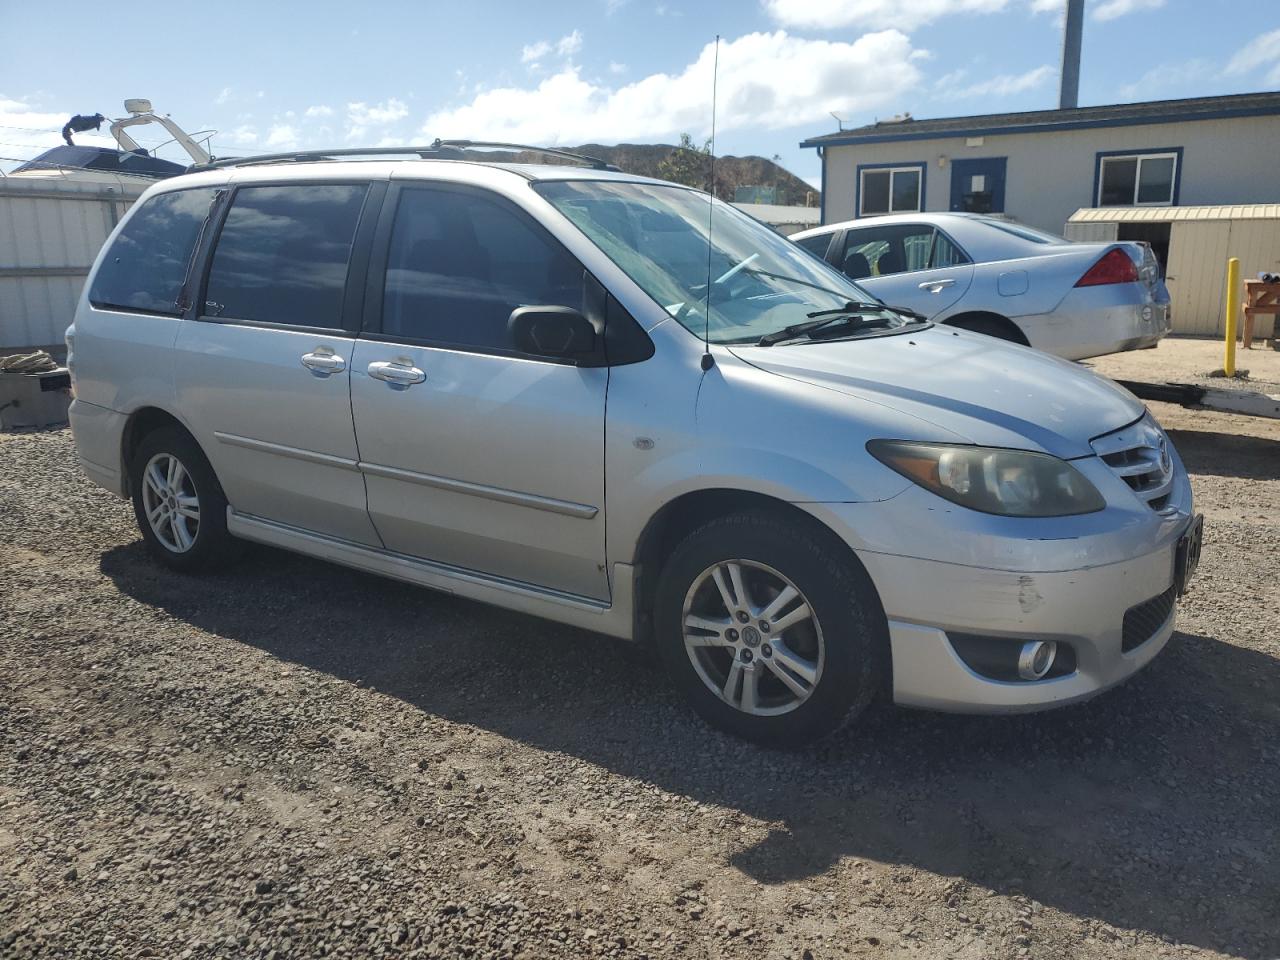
[129,427,238,572]
[655,512,886,746]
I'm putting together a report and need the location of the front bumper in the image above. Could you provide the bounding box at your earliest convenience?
[859,541,1182,712]
[803,450,1194,713]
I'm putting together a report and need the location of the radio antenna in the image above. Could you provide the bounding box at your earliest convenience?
[701,34,720,372]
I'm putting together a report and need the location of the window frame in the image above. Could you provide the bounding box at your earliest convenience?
[855,162,926,218]
[1093,148,1182,208]
[89,186,222,320]
[362,180,603,365]
[192,178,386,337]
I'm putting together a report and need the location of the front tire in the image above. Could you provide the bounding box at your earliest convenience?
[129,427,238,572]
[654,511,886,746]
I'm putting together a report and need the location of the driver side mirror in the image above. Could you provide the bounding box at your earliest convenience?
[508,306,603,364]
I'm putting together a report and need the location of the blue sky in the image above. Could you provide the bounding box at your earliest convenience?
[2,0,1277,188]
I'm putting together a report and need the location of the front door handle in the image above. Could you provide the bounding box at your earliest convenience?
[368,360,426,387]
[301,349,346,376]
[918,278,957,293]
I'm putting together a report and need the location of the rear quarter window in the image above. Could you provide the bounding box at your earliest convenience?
[794,233,832,259]
[89,188,217,316]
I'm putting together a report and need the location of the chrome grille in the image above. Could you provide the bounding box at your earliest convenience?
[1092,416,1175,511]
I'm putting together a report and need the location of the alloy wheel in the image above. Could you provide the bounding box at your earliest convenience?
[141,452,201,553]
[682,559,825,716]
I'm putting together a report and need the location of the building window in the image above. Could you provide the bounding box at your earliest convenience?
[858,165,924,216]
[1096,151,1179,207]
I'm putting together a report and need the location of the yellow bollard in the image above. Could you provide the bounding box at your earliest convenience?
[1224,257,1240,377]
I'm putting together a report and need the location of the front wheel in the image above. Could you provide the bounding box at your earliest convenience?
[654,512,887,746]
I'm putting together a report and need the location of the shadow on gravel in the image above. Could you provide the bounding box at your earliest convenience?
[101,542,1280,959]
[1167,428,1280,481]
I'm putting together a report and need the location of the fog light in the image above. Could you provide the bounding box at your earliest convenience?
[1017,640,1057,680]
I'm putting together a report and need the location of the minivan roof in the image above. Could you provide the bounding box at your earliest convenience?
[158,157,669,190]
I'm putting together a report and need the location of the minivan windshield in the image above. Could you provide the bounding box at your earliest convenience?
[535,180,910,344]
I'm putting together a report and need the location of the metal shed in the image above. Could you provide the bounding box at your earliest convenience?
[0,175,146,351]
[1065,204,1280,338]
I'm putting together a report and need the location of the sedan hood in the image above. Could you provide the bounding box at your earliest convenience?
[729,326,1143,458]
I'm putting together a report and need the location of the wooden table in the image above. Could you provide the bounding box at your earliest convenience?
[1242,280,1280,350]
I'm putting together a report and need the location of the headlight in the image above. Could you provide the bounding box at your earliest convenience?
[868,440,1106,517]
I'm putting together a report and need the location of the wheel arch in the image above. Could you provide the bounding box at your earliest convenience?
[630,487,882,648]
[119,406,204,497]
[942,310,1030,346]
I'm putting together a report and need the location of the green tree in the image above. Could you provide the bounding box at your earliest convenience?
[657,133,713,192]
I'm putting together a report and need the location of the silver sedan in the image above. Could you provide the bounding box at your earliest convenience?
[792,212,1171,361]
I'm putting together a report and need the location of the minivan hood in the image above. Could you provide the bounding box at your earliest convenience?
[729,326,1143,459]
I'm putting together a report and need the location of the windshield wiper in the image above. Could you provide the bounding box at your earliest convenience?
[757,304,891,346]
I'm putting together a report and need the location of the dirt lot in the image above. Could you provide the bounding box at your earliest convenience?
[2,358,1278,958]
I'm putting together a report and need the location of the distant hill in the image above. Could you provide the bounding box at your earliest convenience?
[568,143,819,207]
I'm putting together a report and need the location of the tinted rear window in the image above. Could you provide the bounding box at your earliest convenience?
[89,188,216,316]
[204,184,368,329]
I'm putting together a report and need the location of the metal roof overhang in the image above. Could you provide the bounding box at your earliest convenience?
[1068,204,1280,223]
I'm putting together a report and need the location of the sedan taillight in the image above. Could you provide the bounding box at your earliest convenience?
[1075,248,1139,287]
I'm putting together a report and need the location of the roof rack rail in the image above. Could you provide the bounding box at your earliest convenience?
[190,139,619,172]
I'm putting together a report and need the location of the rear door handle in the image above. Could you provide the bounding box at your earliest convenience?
[301,349,346,376]
[918,278,957,293]
[368,360,426,387]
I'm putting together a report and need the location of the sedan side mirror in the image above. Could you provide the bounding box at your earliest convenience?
[508,306,602,363]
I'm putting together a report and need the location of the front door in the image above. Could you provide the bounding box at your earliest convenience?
[175,181,384,546]
[350,182,609,600]
[837,221,974,319]
[950,158,1007,214]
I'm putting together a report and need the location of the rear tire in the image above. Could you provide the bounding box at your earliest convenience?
[129,427,239,573]
[654,511,886,747]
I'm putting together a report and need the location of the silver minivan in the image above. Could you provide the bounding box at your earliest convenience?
[67,144,1202,745]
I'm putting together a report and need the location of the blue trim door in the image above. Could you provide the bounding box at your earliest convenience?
[950,157,1007,214]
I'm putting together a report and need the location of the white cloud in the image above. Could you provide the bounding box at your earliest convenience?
[224,124,259,146]
[523,31,584,67]
[937,64,1055,100]
[1225,28,1280,86]
[609,61,628,74]
[763,0,1009,30]
[1117,58,1213,100]
[345,98,409,141]
[214,86,233,105]
[521,40,552,64]
[556,30,583,56]
[425,29,922,144]
[304,104,334,118]
[1092,0,1164,21]
[1027,0,1060,11]
[265,124,300,148]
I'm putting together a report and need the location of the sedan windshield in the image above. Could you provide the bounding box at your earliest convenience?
[535,180,909,344]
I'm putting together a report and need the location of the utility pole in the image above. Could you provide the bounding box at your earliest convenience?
[1059,0,1084,109]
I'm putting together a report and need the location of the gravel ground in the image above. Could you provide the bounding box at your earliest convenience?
[2,401,1278,960]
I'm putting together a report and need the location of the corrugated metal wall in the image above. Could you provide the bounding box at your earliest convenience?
[0,178,144,349]
[1168,220,1280,337]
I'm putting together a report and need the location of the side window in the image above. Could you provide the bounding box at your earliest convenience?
[89,188,217,316]
[793,233,832,260]
[203,184,368,328]
[841,223,933,279]
[381,187,585,352]
[929,231,970,269]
